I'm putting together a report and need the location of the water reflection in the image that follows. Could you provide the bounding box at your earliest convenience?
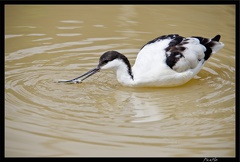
[111,89,170,123]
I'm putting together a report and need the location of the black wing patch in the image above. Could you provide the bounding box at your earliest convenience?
[165,36,187,70]
[140,34,179,50]
[165,52,185,69]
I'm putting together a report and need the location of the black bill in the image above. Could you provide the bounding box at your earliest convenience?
[58,67,100,84]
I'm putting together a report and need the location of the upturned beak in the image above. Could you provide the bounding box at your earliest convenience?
[58,66,100,84]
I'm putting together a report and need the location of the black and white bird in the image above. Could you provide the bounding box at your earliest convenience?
[59,34,224,87]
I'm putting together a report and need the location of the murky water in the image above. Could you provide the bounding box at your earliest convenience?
[5,5,235,157]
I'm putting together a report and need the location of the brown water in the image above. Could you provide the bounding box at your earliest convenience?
[5,5,235,157]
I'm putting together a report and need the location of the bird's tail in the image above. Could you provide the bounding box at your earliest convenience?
[210,35,225,54]
[192,35,224,60]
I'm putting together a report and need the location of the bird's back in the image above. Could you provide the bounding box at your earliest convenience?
[132,34,224,87]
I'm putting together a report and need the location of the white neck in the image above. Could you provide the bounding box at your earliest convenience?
[101,59,134,86]
[116,62,134,86]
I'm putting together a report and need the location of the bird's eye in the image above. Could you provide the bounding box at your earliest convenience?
[103,60,109,64]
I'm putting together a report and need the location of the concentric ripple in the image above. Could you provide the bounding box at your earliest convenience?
[5,38,235,156]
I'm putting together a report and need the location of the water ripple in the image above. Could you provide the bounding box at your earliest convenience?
[5,6,235,156]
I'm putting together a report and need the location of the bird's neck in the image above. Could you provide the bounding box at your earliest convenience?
[114,59,134,86]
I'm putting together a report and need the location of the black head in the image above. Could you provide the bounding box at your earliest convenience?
[98,51,133,79]
[98,51,123,67]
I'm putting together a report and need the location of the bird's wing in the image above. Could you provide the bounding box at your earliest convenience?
[165,35,224,72]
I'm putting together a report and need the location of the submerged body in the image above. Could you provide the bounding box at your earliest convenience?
[59,34,224,87]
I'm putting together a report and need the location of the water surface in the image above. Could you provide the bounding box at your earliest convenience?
[5,5,235,157]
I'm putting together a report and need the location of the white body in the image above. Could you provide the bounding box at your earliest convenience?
[102,37,224,87]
